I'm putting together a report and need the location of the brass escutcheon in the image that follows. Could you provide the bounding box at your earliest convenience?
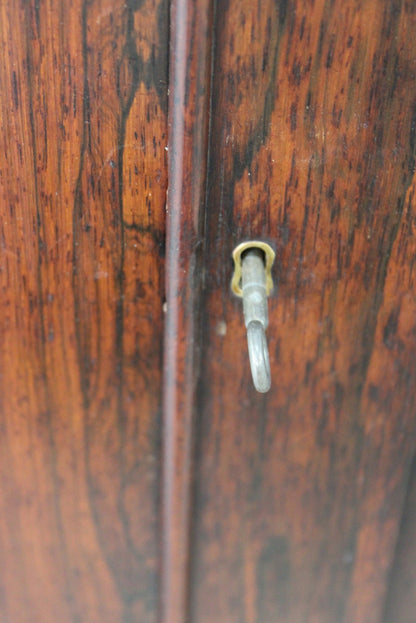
[231,241,275,297]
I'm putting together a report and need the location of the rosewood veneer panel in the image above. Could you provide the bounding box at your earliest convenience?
[189,2,416,622]
[0,1,168,621]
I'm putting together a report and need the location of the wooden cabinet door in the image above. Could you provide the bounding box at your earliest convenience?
[2,1,416,623]
[0,2,168,621]
[164,2,416,623]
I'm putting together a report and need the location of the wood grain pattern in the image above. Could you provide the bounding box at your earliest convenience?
[0,1,167,621]
[189,1,416,622]
[161,0,213,621]
[3,1,416,622]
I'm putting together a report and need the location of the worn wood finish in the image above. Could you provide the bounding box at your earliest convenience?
[0,1,167,621]
[161,1,213,621]
[383,456,416,623]
[190,1,416,622]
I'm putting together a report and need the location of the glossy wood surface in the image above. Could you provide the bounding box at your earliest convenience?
[0,1,167,621]
[189,1,416,622]
[2,1,416,622]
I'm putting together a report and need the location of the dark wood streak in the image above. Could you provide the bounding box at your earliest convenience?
[189,1,416,622]
[72,1,168,621]
[25,1,79,617]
